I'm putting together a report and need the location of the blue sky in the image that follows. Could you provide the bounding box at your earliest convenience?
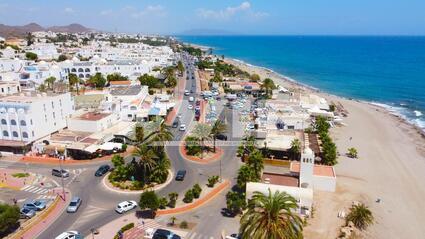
[0,0,424,35]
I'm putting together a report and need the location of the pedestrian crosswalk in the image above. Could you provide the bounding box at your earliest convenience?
[36,194,56,200]
[20,185,52,194]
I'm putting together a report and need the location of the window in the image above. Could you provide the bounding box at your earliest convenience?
[1,119,6,125]
[53,112,55,118]
[20,120,26,126]
[3,131,8,137]
[32,131,34,137]
[30,119,33,125]
[10,119,16,125]
[22,132,28,138]
[12,131,18,137]
[51,101,54,108]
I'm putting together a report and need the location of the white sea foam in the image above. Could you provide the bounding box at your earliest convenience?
[414,110,423,117]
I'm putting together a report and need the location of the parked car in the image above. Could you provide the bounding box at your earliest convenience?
[216,134,228,141]
[95,165,110,177]
[20,207,36,219]
[188,96,194,102]
[153,229,181,239]
[245,123,255,131]
[55,231,82,239]
[172,120,179,128]
[52,169,69,178]
[175,170,187,181]
[187,105,193,110]
[115,200,137,214]
[225,233,241,239]
[23,200,46,211]
[184,90,190,96]
[179,124,186,131]
[67,197,82,213]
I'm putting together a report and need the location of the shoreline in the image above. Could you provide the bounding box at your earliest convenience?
[224,57,425,137]
[223,57,425,238]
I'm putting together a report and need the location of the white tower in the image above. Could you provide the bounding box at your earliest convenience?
[300,147,315,188]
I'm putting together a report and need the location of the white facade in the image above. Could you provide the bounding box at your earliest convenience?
[0,82,21,95]
[0,92,74,142]
[25,43,59,60]
[67,112,119,133]
[300,148,315,188]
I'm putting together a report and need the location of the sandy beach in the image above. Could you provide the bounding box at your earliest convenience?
[225,58,425,238]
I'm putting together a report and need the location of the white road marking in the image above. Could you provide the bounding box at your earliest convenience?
[187,232,197,239]
[21,185,32,190]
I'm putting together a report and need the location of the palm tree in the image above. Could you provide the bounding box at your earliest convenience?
[132,144,157,184]
[68,73,80,94]
[45,76,56,90]
[246,149,264,179]
[211,120,227,152]
[240,189,303,239]
[237,165,257,189]
[261,78,276,98]
[289,139,301,160]
[192,123,212,156]
[346,203,374,230]
[134,124,145,144]
[149,122,173,147]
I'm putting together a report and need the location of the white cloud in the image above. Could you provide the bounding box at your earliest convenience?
[130,5,166,19]
[197,1,267,21]
[64,7,74,14]
[100,9,112,16]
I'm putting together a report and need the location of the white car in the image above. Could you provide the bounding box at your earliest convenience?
[115,200,137,214]
[55,231,82,239]
[188,105,193,110]
[184,90,190,96]
[246,123,255,131]
[189,96,194,102]
[179,124,187,131]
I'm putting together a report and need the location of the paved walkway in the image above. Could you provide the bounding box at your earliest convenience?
[19,147,134,165]
[165,72,187,125]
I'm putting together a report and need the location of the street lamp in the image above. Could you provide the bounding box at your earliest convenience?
[57,147,66,201]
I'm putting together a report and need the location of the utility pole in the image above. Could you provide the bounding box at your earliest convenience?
[58,147,66,201]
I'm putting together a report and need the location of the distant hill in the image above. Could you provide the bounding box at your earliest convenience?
[178,28,239,36]
[0,23,93,38]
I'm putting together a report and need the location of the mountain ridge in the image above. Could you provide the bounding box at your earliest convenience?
[0,23,93,38]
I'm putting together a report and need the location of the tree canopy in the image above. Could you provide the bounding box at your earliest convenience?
[88,73,107,88]
[0,203,20,237]
[25,52,38,60]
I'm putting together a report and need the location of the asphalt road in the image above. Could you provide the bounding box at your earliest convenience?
[1,53,246,239]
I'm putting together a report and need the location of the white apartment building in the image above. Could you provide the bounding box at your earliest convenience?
[0,82,21,95]
[20,62,68,86]
[0,92,74,153]
[25,43,60,60]
[61,58,151,80]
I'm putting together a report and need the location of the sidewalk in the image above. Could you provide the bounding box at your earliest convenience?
[165,71,187,125]
[19,147,134,165]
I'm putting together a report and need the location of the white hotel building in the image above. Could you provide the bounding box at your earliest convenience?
[0,92,74,154]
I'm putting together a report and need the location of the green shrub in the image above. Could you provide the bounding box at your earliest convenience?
[113,223,134,239]
[183,190,194,203]
[192,184,202,198]
[11,173,29,178]
[207,175,219,187]
[121,144,128,152]
[159,197,168,209]
[180,220,189,229]
[168,192,178,208]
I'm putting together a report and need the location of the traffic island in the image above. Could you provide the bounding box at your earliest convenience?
[179,141,224,164]
[102,170,173,194]
[0,168,35,190]
[157,179,230,216]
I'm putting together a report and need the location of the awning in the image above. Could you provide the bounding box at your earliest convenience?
[99,142,122,151]
[84,144,101,153]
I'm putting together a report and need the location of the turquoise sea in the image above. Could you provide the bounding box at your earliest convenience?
[178,36,425,131]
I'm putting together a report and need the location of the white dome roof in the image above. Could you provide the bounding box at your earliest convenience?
[64,59,71,64]
[304,147,314,155]
[39,60,47,65]
[93,55,100,60]
[72,56,80,62]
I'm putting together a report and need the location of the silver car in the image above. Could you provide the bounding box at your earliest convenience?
[67,197,82,213]
[20,207,36,219]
